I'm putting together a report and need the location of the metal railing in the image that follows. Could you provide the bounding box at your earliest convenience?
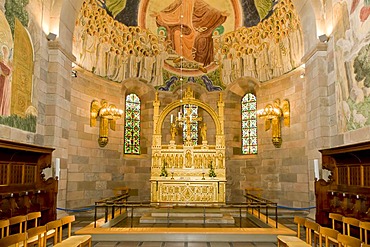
[244,192,278,228]
[94,193,130,227]
[93,193,278,228]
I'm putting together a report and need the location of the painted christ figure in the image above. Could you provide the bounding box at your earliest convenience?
[154,0,228,66]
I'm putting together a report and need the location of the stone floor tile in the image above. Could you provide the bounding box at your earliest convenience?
[94,241,119,246]
[232,243,255,247]
[115,241,141,247]
[164,242,186,247]
[187,242,209,247]
[140,242,164,247]
[209,242,231,247]
[253,242,277,246]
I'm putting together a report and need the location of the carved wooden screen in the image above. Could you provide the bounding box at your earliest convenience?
[337,166,348,185]
[364,166,370,186]
[1,162,38,186]
[349,166,361,186]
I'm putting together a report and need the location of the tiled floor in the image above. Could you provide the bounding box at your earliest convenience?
[90,241,277,246]
[65,214,303,247]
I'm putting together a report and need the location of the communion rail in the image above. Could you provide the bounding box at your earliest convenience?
[94,195,278,228]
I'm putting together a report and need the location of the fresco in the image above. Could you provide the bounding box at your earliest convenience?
[0,1,36,132]
[334,0,370,132]
[74,0,303,91]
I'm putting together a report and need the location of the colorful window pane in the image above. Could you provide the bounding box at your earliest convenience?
[183,104,198,145]
[124,94,140,154]
[242,93,258,154]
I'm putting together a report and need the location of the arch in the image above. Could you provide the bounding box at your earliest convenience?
[121,78,155,98]
[52,0,84,51]
[154,98,223,137]
[228,77,260,97]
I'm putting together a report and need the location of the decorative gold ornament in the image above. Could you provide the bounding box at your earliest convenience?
[150,87,226,203]
[257,99,290,148]
[90,99,123,147]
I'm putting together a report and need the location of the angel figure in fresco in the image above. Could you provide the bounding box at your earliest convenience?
[153,0,228,66]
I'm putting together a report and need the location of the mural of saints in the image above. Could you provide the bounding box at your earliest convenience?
[75,0,303,90]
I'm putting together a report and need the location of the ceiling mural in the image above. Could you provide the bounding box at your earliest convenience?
[74,0,302,91]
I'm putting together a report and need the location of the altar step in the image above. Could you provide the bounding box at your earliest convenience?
[139,208,235,225]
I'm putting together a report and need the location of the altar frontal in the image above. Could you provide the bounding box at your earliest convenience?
[151,87,226,203]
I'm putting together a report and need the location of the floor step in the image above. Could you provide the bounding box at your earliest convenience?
[140,213,235,224]
[151,212,224,218]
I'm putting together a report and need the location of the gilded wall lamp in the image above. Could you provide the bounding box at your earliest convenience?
[257,99,290,148]
[90,99,123,147]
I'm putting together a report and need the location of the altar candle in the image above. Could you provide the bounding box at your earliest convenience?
[171,114,173,123]
[171,166,174,173]
[178,112,181,119]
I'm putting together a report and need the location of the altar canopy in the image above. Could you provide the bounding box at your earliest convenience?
[151,87,226,203]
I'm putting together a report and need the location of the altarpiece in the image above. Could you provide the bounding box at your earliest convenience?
[151,87,226,203]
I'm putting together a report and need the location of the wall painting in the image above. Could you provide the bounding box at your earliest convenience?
[74,0,304,92]
[334,0,370,132]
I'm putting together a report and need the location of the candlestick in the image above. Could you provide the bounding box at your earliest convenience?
[171,114,173,123]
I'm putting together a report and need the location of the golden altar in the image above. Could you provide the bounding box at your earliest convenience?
[151,87,226,203]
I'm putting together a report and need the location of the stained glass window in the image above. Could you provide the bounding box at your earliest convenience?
[242,93,258,154]
[124,94,140,154]
[182,104,199,145]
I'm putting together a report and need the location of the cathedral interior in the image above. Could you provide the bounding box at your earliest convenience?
[1,0,370,244]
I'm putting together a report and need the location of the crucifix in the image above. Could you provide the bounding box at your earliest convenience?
[175,111,202,145]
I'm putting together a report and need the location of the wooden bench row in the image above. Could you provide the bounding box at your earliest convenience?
[0,211,43,238]
[278,215,370,247]
[0,213,91,246]
[329,213,370,242]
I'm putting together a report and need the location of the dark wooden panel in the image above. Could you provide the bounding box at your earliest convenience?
[316,141,370,226]
[0,139,57,225]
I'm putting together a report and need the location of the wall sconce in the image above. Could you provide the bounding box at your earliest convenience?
[90,99,124,147]
[257,99,290,148]
[47,32,57,41]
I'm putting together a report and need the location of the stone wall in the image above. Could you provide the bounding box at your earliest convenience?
[224,70,309,206]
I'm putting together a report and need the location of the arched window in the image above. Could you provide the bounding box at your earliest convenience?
[124,94,140,154]
[182,104,199,145]
[242,93,258,154]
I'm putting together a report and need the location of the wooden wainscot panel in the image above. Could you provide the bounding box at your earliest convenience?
[0,139,57,225]
[316,141,370,227]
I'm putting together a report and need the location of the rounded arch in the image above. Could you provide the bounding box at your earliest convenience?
[290,0,323,53]
[121,78,156,99]
[51,0,84,52]
[154,98,223,137]
[227,77,260,97]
